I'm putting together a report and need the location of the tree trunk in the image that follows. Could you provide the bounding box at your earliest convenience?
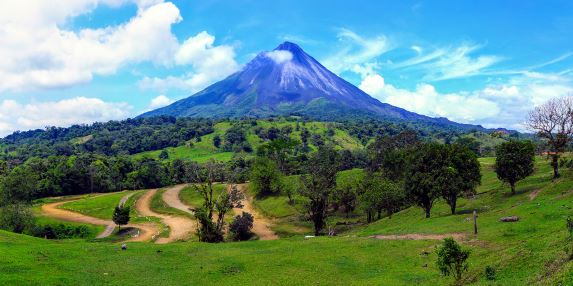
[552,155,560,179]
[377,209,382,220]
[425,206,431,218]
[510,182,516,195]
[450,199,457,215]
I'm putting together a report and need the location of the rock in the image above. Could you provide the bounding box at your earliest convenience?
[121,243,127,250]
[500,216,519,222]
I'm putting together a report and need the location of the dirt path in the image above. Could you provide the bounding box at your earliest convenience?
[370,233,467,241]
[232,184,279,240]
[529,190,541,201]
[41,199,157,242]
[162,184,193,214]
[135,189,195,244]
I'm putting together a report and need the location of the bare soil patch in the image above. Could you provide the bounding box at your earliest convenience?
[231,184,279,240]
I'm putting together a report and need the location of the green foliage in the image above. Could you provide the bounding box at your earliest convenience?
[249,157,283,197]
[298,147,339,235]
[495,140,535,194]
[439,144,481,214]
[436,238,470,285]
[229,211,254,241]
[112,205,130,230]
[361,174,405,222]
[485,265,496,281]
[159,149,169,160]
[0,203,35,233]
[31,224,92,239]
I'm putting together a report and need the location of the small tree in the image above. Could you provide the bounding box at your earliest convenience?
[361,174,405,222]
[249,157,283,197]
[213,135,222,148]
[159,149,169,160]
[112,205,130,231]
[495,141,535,194]
[298,147,339,235]
[229,211,254,241]
[527,96,573,178]
[0,203,35,234]
[436,238,471,285]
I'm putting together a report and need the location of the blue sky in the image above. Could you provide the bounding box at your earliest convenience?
[0,0,572,135]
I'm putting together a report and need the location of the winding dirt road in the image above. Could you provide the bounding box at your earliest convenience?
[232,184,279,240]
[162,184,194,215]
[135,189,195,244]
[41,196,157,242]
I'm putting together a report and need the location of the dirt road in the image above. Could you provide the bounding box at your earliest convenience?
[232,184,279,240]
[162,184,194,215]
[41,199,157,242]
[135,189,195,244]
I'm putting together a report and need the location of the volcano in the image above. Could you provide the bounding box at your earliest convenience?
[139,42,482,130]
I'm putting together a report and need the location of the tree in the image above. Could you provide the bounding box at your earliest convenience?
[213,135,221,148]
[112,205,130,231]
[249,157,283,197]
[334,175,361,218]
[404,143,446,218]
[440,144,481,214]
[0,203,35,234]
[229,211,254,241]
[527,96,573,178]
[361,174,405,222]
[298,147,339,235]
[495,141,535,194]
[159,149,169,160]
[436,238,470,286]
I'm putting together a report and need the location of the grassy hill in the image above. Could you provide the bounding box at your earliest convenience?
[2,156,573,285]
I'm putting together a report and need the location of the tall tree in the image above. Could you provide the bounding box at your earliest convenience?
[249,157,283,197]
[404,143,447,218]
[527,96,573,178]
[495,141,535,194]
[439,144,481,214]
[112,205,130,231]
[298,147,339,235]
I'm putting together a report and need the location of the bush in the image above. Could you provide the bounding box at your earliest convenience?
[0,204,35,234]
[31,224,92,239]
[436,238,470,285]
[485,265,496,281]
[249,157,283,197]
[229,212,254,241]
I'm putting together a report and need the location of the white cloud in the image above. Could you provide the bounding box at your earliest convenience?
[140,31,239,93]
[265,50,293,64]
[0,97,132,136]
[323,28,391,75]
[148,94,173,109]
[394,43,502,81]
[0,0,183,91]
[360,73,573,130]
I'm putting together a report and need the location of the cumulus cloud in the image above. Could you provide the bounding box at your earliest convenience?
[139,31,239,93]
[265,50,293,64]
[360,72,573,130]
[0,97,132,136]
[148,94,173,109]
[0,0,182,91]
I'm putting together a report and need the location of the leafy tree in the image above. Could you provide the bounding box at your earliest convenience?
[213,135,221,148]
[249,157,283,197]
[495,141,535,194]
[112,205,130,231]
[404,143,446,218]
[298,147,339,235]
[229,211,254,241]
[159,149,169,160]
[436,238,471,286]
[440,144,481,214]
[361,174,405,222]
[454,136,481,155]
[334,176,360,218]
[527,96,573,178]
[0,203,35,234]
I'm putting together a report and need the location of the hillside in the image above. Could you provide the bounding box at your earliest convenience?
[2,156,573,285]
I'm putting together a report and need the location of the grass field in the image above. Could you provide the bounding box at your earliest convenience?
[5,156,573,285]
[60,191,135,220]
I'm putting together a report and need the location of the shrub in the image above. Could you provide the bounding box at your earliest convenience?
[229,212,254,241]
[485,266,496,281]
[436,238,471,285]
[0,204,35,234]
[32,224,91,239]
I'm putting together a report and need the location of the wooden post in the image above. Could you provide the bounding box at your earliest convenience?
[473,210,478,235]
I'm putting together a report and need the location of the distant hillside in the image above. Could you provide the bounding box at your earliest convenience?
[139,42,488,132]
